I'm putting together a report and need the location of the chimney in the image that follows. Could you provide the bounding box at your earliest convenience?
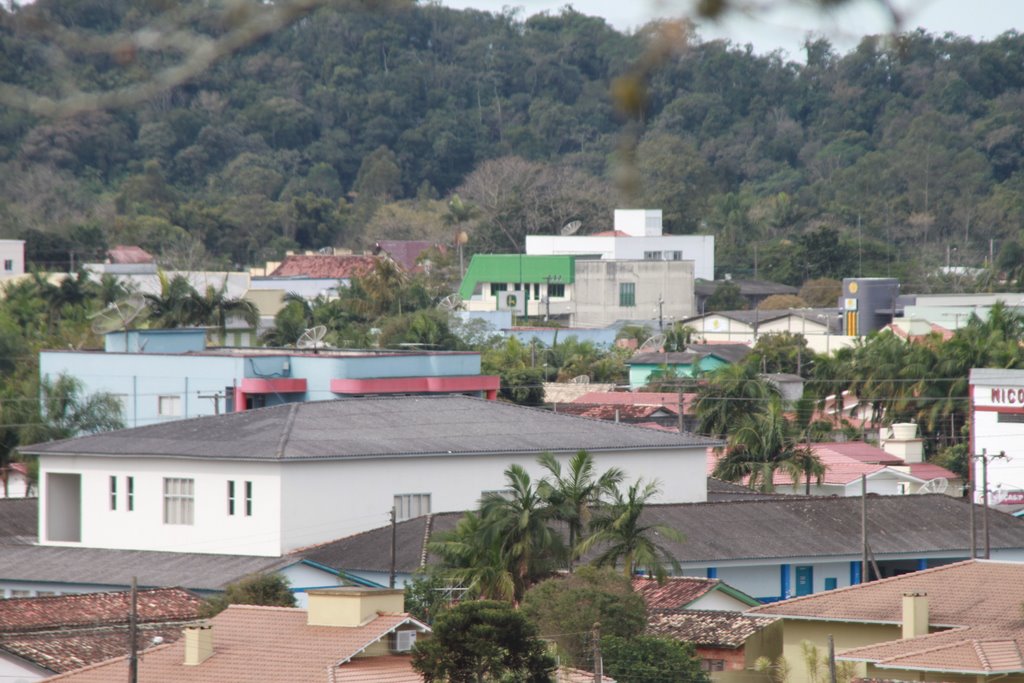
[902,592,929,639]
[882,423,924,463]
[183,625,213,666]
[306,587,405,628]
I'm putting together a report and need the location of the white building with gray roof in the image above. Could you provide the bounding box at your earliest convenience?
[21,396,716,558]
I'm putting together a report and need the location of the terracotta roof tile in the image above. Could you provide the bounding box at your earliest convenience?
[646,610,778,648]
[557,404,678,420]
[372,241,442,271]
[0,588,204,674]
[44,605,428,682]
[268,255,377,279]
[106,246,154,264]
[573,391,693,410]
[631,576,719,610]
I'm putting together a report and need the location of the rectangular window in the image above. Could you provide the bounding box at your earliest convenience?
[245,481,253,517]
[701,660,725,672]
[619,282,636,307]
[394,493,431,522]
[643,251,662,260]
[670,251,683,260]
[109,476,117,511]
[227,480,235,516]
[9,590,31,598]
[548,283,565,298]
[491,283,507,293]
[997,412,1024,423]
[163,478,194,525]
[126,476,134,511]
[158,395,182,417]
[3,259,13,271]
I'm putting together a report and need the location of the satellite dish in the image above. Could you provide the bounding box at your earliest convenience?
[569,375,590,384]
[916,478,949,495]
[438,295,463,312]
[296,325,328,351]
[560,220,582,236]
[638,334,665,353]
[90,293,147,335]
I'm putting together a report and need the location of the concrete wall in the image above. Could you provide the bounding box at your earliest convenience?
[39,455,283,556]
[526,234,715,280]
[781,619,900,683]
[572,260,694,329]
[277,446,708,553]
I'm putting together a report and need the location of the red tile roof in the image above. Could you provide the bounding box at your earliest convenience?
[632,576,720,610]
[0,588,204,674]
[373,241,443,271]
[268,255,377,279]
[752,560,1024,675]
[45,605,428,682]
[647,610,778,649]
[0,588,204,632]
[106,245,154,264]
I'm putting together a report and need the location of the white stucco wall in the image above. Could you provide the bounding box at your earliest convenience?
[688,589,756,611]
[38,445,707,556]
[525,234,715,280]
[970,370,1024,501]
[38,456,283,556]
[278,447,708,553]
[0,651,51,683]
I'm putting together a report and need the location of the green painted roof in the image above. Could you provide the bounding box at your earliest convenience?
[458,255,575,299]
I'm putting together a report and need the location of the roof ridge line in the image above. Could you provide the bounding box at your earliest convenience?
[275,403,300,459]
[420,514,434,569]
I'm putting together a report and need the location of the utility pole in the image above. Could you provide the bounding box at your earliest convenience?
[128,576,138,683]
[827,635,837,683]
[656,295,664,331]
[389,506,397,589]
[198,390,226,415]
[592,622,602,683]
[972,450,1008,559]
[861,474,868,583]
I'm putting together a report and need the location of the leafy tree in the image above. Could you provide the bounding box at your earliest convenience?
[410,600,556,683]
[602,634,710,683]
[758,294,807,310]
[537,450,623,571]
[704,281,746,312]
[577,480,682,581]
[21,373,125,445]
[799,278,843,307]
[201,573,296,617]
[521,567,646,666]
[403,572,458,625]
[430,511,518,603]
[747,331,812,376]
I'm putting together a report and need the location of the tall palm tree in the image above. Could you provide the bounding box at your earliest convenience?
[537,450,623,571]
[428,511,517,602]
[694,363,780,438]
[577,479,683,582]
[712,397,825,493]
[190,282,260,341]
[479,464,564,604]
[143,271,199,328]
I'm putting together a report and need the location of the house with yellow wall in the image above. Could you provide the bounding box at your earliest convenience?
[749,560,1024,683]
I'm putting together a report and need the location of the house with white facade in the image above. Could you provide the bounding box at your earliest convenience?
[525,209,715,280]
[0,240,25,279]
[20,396,716,558]
[680,308,855,354]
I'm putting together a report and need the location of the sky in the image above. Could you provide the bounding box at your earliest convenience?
[437,0,1023,59]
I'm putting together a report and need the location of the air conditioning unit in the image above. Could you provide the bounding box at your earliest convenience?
[393,630,417,652]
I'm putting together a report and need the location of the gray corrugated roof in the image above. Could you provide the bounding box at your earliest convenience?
[21,396,717,461]
[694,280,798,297]
[0,498,38,544]
[0,545,290,592]
[686,344,752,364]
[298,495,1024,573]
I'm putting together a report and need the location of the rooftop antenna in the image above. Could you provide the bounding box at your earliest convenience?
[560,220,582,236]
[90,292,147,336]
[296,325,328,353]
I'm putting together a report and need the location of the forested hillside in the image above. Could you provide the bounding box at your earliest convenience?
[1,0,1023,289]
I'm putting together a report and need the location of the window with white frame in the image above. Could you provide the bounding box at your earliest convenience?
[245,481,253,517]
[158,395,182,417]
[126,476,134,511]
[3,260,13,271]
[227,480,236,515]
[669,251,683,260]
[109,476,117,511]
[394,493,431,522]
[163,478,194,525]
[643,251,662,260]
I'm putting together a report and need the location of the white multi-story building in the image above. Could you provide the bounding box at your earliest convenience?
[969,368,1024,503]
[0,240,25,278]
[23,396,716,557]
[525,209,715,280]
